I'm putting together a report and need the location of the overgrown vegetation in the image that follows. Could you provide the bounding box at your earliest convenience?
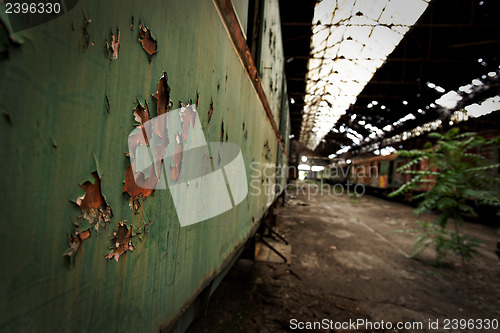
[389,128,500,264]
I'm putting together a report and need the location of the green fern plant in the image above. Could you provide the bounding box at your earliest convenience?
[389,128,500,264]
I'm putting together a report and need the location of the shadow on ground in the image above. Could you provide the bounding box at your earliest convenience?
[188,182,500,333]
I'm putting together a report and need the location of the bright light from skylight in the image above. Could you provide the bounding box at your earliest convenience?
[299,0,430,150]
[466,96,500,118]
[380,146,397,155]
[311,165,325,172]
[435,91,463,109]
[336,146,351,155]
[298,164,311,171]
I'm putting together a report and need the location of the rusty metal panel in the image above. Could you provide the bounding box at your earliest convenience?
[259,0,287,127]
[0,0,289,332]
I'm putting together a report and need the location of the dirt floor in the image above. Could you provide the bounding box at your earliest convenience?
[187,181,500,333]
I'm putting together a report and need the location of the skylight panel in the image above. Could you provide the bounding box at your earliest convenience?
[300,0,430,149]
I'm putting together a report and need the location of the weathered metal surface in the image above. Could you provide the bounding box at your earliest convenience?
[0,0,289,332]
[213,0,288,159]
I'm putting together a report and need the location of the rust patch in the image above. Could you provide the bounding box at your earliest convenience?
[106,28,120,59]
[65,171,112,256]
[130,16,134,31]
[220,121,224,141]
[124,100,166,209]
[79,230,91,240]
[208,103,214,124]
[170,134,183,181]
[133,100,151,124]
[63,229,91,257]
[138,23,157,56]
[76,172,113,231]
[133,100,151,145]
[106,222,134,262]
[153,72,171,116]
[123,165,155,210]
[78,172,105,209]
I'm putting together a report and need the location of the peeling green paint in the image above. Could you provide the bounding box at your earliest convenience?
[0,0,289,331]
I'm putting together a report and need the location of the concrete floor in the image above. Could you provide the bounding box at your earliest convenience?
[188,181,500,333]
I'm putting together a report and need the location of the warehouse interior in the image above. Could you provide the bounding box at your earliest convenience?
[188,0,500,331]
[283,0,499,161]
[1,0,499,331]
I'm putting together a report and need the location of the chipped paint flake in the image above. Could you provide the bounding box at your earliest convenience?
[81,17,93,50]
[153,72,171,116]
[63,229,91,257]
[170,134,183,181]
[106,28,120,59]
[76,171,113,231]
[133,100,151,145]
[138,24,157,56]
[105,222,134,262]
[180,101,196,141]
[133,100,151,125]
[65,171,111,256]
[123,100,158,209]
[123,165,155,209]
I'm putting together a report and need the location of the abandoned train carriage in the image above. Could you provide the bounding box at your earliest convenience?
[347,129,500,196]
[349,154,403,191]
[0,0,290,331]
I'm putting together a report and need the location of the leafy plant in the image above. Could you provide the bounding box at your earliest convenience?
[400,221,483,263]
[350,190,358,203]
[389,128,500,264]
